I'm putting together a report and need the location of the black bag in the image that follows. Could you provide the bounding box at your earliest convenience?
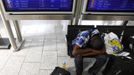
[104,56,134,75]
[51,67,71,75]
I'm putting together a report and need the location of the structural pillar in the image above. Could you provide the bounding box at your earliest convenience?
[0,4,17,50]
[12,20,22,42]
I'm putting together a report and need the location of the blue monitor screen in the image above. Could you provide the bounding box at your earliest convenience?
[3,0,73,12]
[87,0,134,12]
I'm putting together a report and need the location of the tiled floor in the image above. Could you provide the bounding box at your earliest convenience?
[0,20,77,75]
[0,20,97,75]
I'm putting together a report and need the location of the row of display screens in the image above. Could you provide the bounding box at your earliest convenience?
[3,0,73,12]
[87,0,134,12]
[2,0,134,12]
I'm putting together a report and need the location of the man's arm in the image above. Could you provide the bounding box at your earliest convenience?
[81,48,106,56]
[73,45,107,57]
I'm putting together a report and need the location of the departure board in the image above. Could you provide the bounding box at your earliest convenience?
[2,0,73,12]
[87,0,134,12]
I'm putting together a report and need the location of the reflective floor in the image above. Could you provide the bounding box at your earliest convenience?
[0,20,78,75]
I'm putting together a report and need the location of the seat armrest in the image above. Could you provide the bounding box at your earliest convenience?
[129,37,134,52]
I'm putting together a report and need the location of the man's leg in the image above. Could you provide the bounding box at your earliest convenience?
[88,55,109,75]
[74,56,83,75]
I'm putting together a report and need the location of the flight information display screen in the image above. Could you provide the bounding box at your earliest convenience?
[87,0,134,12]
[2,0,73,12]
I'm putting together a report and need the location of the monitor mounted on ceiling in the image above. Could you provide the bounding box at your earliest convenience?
[1,0,76,14]
[84,0,134,15]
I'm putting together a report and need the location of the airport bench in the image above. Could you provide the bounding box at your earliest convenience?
[66,25,134,75]
[66,25,134,57]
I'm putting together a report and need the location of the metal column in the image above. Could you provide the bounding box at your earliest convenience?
[12,20,22,42]
[0,5,17,50]
[71,0,83,25]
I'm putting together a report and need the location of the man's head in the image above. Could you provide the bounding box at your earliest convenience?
[90,35,104,50]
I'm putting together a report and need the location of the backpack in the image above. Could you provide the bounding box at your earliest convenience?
[51,67,71,75]
[104,56,134,75]
[104,32,123,55]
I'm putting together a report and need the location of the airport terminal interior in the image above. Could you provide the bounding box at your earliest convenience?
[0,0,134,75]
[0,19,134,75]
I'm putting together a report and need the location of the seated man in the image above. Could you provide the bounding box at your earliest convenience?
[72,28,108,75]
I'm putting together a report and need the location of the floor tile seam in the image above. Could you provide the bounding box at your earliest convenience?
[18,38,34,75]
